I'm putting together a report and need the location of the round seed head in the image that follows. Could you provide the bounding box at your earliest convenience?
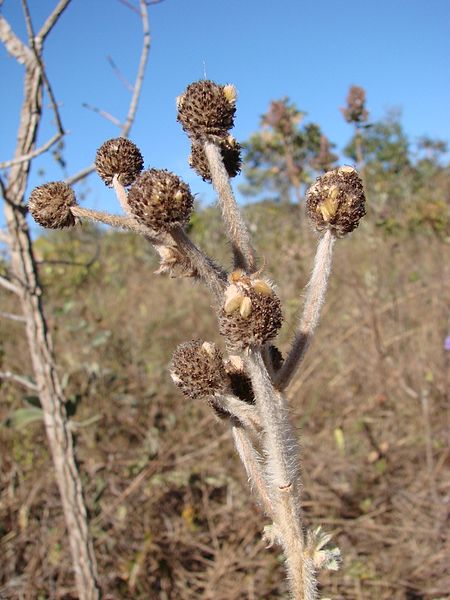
[219,280,283,349]
[177,80,236,140]
[127,169,194,232]
[95,138,144,187]
[170,340,228,399]
[306,166,366,237]
[189,135,242,182]
[28,182,77,229]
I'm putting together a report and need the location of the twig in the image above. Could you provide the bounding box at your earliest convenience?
[0,311,26,323]
[0,275,21,295]
[275,230,335,390]
[122,0,150,136]
[0,133,63,169]
[82,103,122,127]
[0,371,38,391]
[107,55,133,92]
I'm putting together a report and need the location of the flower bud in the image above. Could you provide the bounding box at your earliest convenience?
[95,138,144,187]
[306,166,366,237]
[28,182,77,229]
[189,135,242,182]
[127,169,194,232]
[177,80,236,140]
[170,340,228,399]
[219,274,283,349]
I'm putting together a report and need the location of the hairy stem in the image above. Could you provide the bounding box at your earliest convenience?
[246,350,316,600]
[204,140,256,273]
[231,425,273,517]
[275,230,335,390]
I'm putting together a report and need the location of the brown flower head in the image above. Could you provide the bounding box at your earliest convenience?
[177,80,236,140]
[219,271,283,349]
[95,138,144,187]
[170,340,228,400]
[28,182,77,229]
[306,166,366,237]
[189,135,241,182]
[127,169,194,232]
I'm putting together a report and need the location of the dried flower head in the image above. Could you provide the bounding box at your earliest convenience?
[95,138,144,187]
[341,85,369,125]
[177,80,236,140]
[170,340,228,399]
[128,169,194,232]
[306,166,366,237]
[28,182,77,229]
[189,135,241,182]
[219,271,283,349]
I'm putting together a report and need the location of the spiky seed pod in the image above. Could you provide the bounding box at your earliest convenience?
[219,278,283,349]
[170,340,228,400]
[177,80,236,140]
[189,136,242,182]
[306,166,366,237]
[127,169,194,232]
[28,182,77,229]
[95,138,144,187]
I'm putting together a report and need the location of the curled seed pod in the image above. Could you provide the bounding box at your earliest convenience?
[189,136,242,182]
[306,166,366,237]
[95,138,144,187]
[219,279,283,349]
[128,169,194,232]
[28,182,77,229]
[170,340,228,400]
[177,80,236,140]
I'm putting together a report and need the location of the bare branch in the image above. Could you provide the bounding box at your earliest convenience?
[65,164,95,186]
[36,0,72,44]
[0,132,63,170]
[82,103,122,127]
[121,0,150,136]
[0,275,21,295]
[0,311,26,323]
[0,371,38,391]
[107,55,133,92]
[0,15,33,65]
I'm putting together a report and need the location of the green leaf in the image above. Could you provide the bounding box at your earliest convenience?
[3,407,44,430]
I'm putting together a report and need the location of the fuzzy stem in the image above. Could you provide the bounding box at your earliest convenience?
[216,393,261,434]
[112,173,130,212]
[170,225,227,302]
[275,230,335,390]
[246,349,316,600]
[70,205,158,237]
[204,140,256,273]
[231,425,273,517]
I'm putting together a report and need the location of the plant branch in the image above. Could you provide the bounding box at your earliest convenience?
[231,425,274,517]
[0,371,38,391]
[246,349,316,600]
[204,140,257,273]
[0,132,63,169]
[275,230,335,390]
[0,311,26,323]
[0,275,21,295]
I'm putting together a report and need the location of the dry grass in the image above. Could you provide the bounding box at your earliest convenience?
[1,204,449,599]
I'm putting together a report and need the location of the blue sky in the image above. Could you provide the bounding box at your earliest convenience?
[1,0,449,221]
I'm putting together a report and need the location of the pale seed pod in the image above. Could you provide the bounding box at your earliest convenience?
[177,80,236,140]
[170,340,228,400]
[306,166,366,237]
[28,182,77,229]
[127,169,194,232]
[95,138,144,187]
